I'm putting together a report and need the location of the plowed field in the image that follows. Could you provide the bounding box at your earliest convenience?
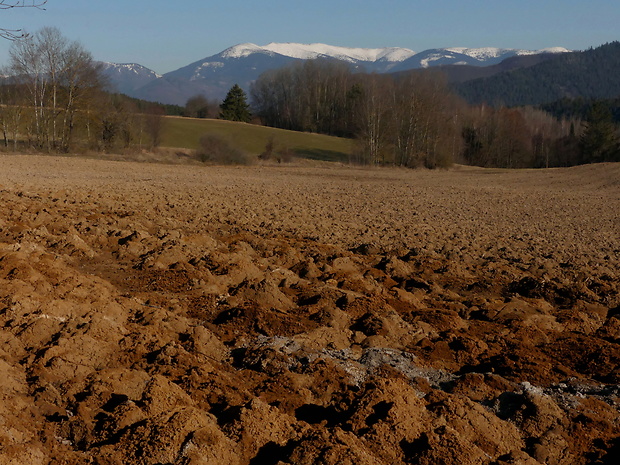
[1,155,619,464]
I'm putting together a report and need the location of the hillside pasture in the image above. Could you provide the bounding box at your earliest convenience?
[162,116,353,162]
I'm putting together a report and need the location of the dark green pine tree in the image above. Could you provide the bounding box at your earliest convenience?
[579,101,620,163]
[220,84,252,122]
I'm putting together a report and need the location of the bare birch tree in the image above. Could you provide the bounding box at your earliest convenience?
[352,74,393,165]
[9,32,47,147]
[9,27,106,151]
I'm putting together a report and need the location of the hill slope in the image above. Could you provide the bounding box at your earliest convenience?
[453,42,620,106]
[161,116,353,162]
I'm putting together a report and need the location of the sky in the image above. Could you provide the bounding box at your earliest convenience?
[0,0,618,74]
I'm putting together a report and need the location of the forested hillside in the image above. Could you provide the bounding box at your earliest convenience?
[402,52,562,85]
[541,96,620,123]
[454,42,620,107]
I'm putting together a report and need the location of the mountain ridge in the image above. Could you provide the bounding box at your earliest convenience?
[101,42,570,105]
[99,62,162,96]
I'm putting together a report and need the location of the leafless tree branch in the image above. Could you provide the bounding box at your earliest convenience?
[0,1,47,10]
[0,28,24,40]
[1,1,47,40]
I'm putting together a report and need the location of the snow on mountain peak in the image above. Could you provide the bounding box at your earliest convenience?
[515,46,571,56]
[221,43,273,59]
[445,47,507,60]
[264,42,415,62]
[445,46,570,61]
[222,42,415,63]
[378,47,417,62]
[99,62,162,78]
[217,43,569,66]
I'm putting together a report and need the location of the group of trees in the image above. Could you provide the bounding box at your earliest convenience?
[460,106,578,168]
[0,27,166,152]
[578,102,620,164]
[251,60,352,136]
[251,61,462,167]
[460,101,620,167]
[250,59,620,168]
[349,72,462,167]
[183,84,251,122]
[6,26,105,151]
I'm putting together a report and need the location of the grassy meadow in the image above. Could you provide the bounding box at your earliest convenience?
[161,116,353,162]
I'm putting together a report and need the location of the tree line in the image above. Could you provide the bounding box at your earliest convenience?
[250,59,620,168]
[0,27,166,153]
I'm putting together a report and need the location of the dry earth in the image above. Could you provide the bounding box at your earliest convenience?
[0,155,619,464]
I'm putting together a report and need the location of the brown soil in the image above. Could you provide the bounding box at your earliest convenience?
[0,155,619,464]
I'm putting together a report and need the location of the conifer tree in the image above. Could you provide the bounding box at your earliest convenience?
[579,101,620,163]
[220,84,251,122]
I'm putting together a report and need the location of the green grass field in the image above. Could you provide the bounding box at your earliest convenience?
[161,117,353,162]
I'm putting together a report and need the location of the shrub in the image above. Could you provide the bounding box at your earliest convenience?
[259,136,275,161]
[258,137,295,163]
[195,134,253,165]
[276,147,294,163]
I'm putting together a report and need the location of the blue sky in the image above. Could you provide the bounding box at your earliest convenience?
[0,0,618,74]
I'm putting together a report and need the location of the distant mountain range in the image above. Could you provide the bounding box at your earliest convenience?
[100,43,570,106]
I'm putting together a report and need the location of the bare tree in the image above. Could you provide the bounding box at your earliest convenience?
[59,46,105,151]
[352,74,393,165]
[1,1,47,40]
[10,31,47,147]
[185,94,219,118]
[38,26,66,147]
[251,60,352,135]
[389,71,462,168]
[0,71,25,150]
[9,27,106,151]
[144,104,165,148]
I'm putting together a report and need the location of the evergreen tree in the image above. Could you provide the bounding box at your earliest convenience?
[579,101,620,163]
[220,84,251,122]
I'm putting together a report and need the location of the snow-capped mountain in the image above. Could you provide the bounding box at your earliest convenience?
[113,43,570,106]
[131,42,418,105]
[214,42,416,73]
[131,46,301,106]
[253,42,415,64]
[99,62,161,95]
